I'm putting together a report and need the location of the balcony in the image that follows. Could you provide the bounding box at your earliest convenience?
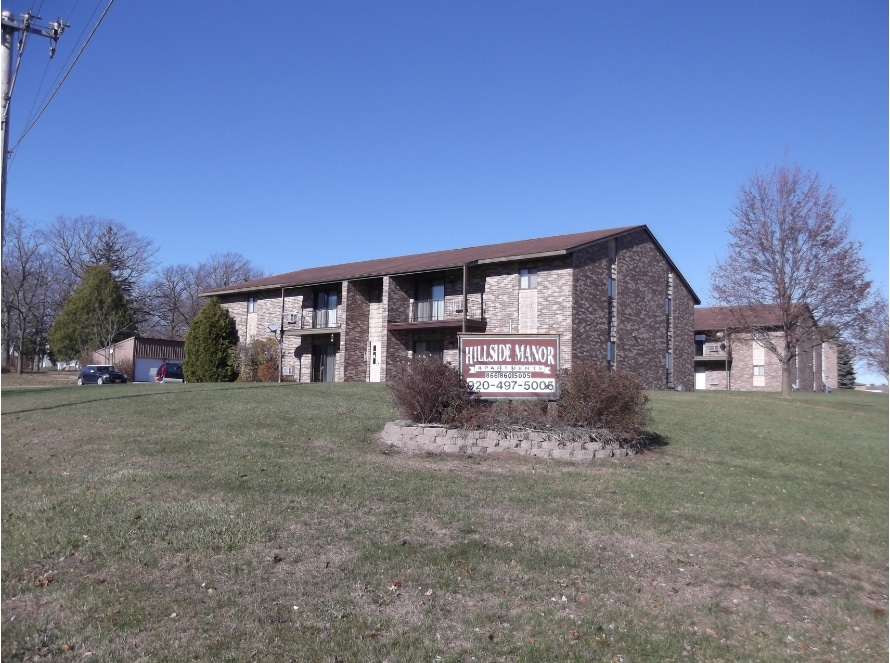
[388,295,486,332]
[695,343,730,362]
[283,309,341,336]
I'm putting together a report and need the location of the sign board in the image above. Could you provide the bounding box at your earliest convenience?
[459,334,560,399]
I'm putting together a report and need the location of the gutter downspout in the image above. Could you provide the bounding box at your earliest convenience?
[462,263,468,334]
[278,287,286,383]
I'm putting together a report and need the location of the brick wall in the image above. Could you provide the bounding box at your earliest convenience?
[614,229,670,389]
[726,332,784,392]
[822,342,838,390]
[671,273,696,391]
[571,242,610,369]
[343,280,371,382]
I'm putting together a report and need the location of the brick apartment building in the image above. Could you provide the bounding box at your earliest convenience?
[694,305,838,392]
[201,225,700,390]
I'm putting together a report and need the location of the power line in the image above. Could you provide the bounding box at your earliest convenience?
[20,0,101,135]
[9,0,115,157]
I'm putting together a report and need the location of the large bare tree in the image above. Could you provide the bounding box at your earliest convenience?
[45,215,158,326]
[1,215,58,373]
[142,253,263,340]
[711,163,873,397]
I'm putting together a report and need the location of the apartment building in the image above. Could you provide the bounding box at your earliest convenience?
[201,225,700,390]
[694,305,838,392]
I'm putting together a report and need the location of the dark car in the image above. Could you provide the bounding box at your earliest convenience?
[155,362,185,383]
[76,365,128,385]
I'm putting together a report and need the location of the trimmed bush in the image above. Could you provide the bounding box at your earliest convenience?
[388,356,477,424]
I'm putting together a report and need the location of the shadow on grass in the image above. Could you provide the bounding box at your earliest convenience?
[643,431,670,449]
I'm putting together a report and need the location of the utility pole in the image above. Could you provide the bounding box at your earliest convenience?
[1,10,67,244]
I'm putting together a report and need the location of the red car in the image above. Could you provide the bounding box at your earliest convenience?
[155,363,185,383]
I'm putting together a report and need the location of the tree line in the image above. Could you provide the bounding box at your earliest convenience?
[1,213,263,372]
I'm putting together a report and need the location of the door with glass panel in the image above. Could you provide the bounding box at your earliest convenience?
[311,343,336,382]
[314,290,339,328]
[415,279,444,321]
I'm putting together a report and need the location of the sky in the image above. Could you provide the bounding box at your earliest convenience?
[5,1,888,378]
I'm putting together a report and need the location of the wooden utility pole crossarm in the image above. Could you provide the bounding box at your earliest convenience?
[1,10,68,244]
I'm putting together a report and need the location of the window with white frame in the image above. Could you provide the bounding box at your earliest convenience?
[248,297,256,314]
[753,365,765,376]
[520,268,538,290]
[607,276,616,298]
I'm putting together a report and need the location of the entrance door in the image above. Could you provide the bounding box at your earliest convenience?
[695,367,707,390]
[369,341,381,382]
[312,344,336,382]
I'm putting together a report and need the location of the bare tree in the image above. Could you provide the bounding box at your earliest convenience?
[144,264,197,340]
[196,252,264,291]
[46,216,158,290]
[711,163,873,397]
[1,215,58,373]
[45,215,158,326]
[852,293,889,379]
[141,252,263,340]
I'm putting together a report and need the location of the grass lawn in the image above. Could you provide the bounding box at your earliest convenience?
[1,379,887,662]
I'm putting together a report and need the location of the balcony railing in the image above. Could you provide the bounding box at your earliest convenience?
[312,309,338,329]
[403,295,484,324]
[412,300,445,322]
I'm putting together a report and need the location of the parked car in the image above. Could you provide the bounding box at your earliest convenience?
[76,365,128,385]
[156,362,185,383]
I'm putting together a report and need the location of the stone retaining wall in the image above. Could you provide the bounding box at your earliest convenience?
[379,421,635,461]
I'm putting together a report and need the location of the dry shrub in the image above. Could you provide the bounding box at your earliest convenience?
[446,398,552,430]
[114,357,134,381]
[558,363,650,443]
[388,356,477,424]
[256,361,279,382]
[389,358,650,448]
[238,339,279,382]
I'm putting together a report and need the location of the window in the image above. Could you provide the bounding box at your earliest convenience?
[415,279,445,321]
[607,341,616,363]
[665,352,673,370]
[607,276,616,298]
[520,268,538,290]
[753,365,765,376]
[314,289,339,328]
[665,297,672,316]
[247,297,256,314]
[414,339,444,360]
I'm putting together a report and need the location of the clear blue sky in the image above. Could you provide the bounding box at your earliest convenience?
[6,3,888,321]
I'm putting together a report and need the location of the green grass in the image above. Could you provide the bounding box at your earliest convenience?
[2,382,887,662]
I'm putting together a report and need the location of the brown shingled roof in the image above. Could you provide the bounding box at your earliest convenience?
[200,224,699,302]
[694,305,785,331]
